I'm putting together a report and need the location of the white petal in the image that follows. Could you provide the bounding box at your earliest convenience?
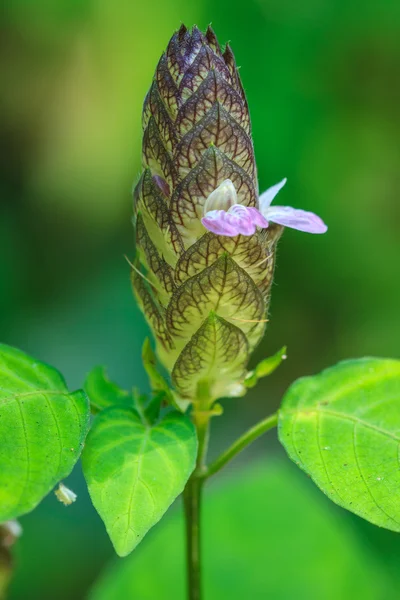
[258,178,287,209]
[203,179,237,214]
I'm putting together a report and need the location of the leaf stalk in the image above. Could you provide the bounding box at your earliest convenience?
[202,412,278,479]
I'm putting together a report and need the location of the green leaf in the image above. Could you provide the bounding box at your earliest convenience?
[244,345,287,388]
[89,461,386,600]
[0,344,90,521]
[279,358,400,532]
[142,391,163,424]
[82,407,197,556]
[85,366,133,413]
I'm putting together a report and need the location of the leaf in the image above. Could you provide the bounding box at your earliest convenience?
[278,358,400,532]
[142,391,164,424]
[0,344,90,521]
[82,407,197,557]
[244,345,287,388]
[85,366,133,413]
[89,461,386,600]
[132,389,163,426]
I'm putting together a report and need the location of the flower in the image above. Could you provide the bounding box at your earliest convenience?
[133,25,327,403]
[202,178,327,237]
[201,180,268,236]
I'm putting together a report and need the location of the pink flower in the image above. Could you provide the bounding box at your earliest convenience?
[202,204,268,236]
[201,178,327,237]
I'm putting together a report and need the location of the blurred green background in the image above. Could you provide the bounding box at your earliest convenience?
[1,0,399,598]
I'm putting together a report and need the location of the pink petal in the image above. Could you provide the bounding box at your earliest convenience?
[258,178,287,209]
[244,206,269,228]
[202,205,268,237]
[201,210,241,236]
[263,206,328,234]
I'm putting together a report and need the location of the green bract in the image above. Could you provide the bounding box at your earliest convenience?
[132,25,282,404]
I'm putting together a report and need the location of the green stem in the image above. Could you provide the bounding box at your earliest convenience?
[183,410,210,600]
[183,476,203,600]
[182,407,278,598]
[202,412,278,480]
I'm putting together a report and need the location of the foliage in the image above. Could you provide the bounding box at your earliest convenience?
[279,358,400,530]
[1,2,399,598]
[85,366,134,413]
[89,462,390,600]
[2,341,400,572]
[0,345,89,522]
[82,407,197,556]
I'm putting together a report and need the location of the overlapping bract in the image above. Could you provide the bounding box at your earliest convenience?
[132,25,282,402]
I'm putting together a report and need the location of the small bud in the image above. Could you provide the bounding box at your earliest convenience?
[0,520,22,548]
[55,483,77,506]
[225,382,247,397]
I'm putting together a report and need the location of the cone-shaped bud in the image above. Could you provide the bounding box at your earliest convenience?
[132,25,283,404]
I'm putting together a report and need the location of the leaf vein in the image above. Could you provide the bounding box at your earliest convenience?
[315,410,346,504]
[352,422,400,528]
[289,408,400,442]
[43,393,63,476]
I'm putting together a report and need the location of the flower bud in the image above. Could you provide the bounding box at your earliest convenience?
[132,25,283,404]
[55,483,77,506]
[0,521,22,548]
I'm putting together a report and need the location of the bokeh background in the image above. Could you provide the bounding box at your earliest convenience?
[1,0,399,598]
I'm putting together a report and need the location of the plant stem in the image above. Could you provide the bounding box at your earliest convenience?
[182,409,278,598]
[202,412,278,479]
[183,410,210,600]
[183,476,203,600]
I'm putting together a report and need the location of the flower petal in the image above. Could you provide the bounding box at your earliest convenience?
[202,205,268,237]
[228,204,269,228]
[203,179,237,214]
[263,206,328,234]
[244,206,269,228]
[258,178,287,209]
[202,210,241,236]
